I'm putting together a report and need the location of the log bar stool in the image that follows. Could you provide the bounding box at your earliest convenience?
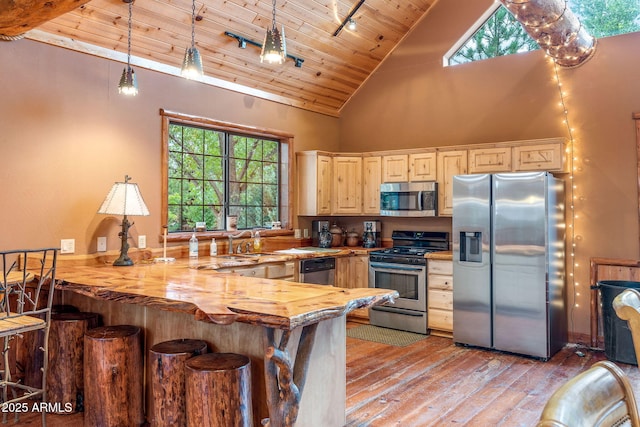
[149,338,208,427]
[84,325,144,427]
[185,353,253,427]
[47,312,100,413]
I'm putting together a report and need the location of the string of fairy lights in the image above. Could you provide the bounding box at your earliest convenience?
[550,58,579,330]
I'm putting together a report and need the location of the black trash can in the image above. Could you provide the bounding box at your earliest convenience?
[599,280,640,365]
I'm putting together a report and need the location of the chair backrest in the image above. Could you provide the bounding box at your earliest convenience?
[537,360,640,427]
[0,248,58,319]
[613,288,640,365]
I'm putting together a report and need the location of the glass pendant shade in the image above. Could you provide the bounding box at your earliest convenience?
[260,25,286,64]
[181,46,203,79]
[118,66,138,96]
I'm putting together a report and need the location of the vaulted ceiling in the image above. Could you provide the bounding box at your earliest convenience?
[4,0,437,116]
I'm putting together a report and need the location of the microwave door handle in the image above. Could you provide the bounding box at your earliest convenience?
[417,191,423,211]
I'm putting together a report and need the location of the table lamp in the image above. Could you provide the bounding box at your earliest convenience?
[98,175,149,266]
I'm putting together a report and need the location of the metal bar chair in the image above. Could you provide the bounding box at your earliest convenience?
[0,248,58,425]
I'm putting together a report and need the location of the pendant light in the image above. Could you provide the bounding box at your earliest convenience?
[181,0,203,79]
[260,0,286,64]
[118,0,138,96]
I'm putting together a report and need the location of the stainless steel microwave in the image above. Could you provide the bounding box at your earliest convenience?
[380,182,438,216]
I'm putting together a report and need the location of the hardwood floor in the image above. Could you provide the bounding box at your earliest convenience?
[14,321,640,426]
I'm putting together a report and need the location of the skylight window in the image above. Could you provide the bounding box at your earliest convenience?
[444,0,640,67]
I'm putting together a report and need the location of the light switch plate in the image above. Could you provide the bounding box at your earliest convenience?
[138,235,146,249]
[97,236,107,252]
[60,239,75,254]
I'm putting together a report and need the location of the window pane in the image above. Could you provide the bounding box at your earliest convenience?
[204,156,222,180]
[183,126,204,154]
[263,162,278,184]
[229,182,246,205]
[246,183,263,206]
[204,131,223,155]
[263,140,278,162]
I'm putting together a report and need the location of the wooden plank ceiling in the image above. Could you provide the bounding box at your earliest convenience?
[13,0,437,116]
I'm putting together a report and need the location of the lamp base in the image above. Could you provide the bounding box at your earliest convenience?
[113,254,134,266]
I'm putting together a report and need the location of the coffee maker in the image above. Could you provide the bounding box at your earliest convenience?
[311,220,330,246]
[362,220,381,248]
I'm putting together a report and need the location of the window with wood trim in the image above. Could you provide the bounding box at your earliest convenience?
[160,110,292,234]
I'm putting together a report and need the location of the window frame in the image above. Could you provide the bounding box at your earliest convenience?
[160,109,294,242]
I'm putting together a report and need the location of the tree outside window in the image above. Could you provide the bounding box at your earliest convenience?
[162,111,289,234]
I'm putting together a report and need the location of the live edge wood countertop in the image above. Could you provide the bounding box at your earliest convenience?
[54,252,396,331]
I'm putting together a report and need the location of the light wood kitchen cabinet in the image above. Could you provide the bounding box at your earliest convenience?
[217,265,267,278]
[266,261,296,281]
[382,152,436,182]
[362,156,382,214]
[427,259,453,337]
[409,152,437,181]
[335,255,370,319]
[296,151,332,215]
[468,147,512,173]
[219,261,295,281]
[332,155,363,214]
[382,155,409,182]
[436,149,468,216]
[513,140,565,172]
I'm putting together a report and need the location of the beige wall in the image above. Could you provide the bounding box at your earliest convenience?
[339,0,640,337]
[0,39,339,253]
[2,0,639,338]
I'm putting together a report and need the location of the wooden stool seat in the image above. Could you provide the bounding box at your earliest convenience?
[185,353,253,427]
[149,338,208,427]
[84,325,144,427]
[47,312,100,414]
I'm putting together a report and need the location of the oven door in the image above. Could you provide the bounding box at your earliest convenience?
[368,261,426,311]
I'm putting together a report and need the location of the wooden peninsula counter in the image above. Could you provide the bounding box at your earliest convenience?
[52,256,396,427]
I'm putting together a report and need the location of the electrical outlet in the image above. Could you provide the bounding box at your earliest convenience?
[97,236,107,252]
[60,239,75,254]
[138,235,146,249]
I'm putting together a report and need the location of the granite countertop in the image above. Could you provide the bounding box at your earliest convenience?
[54,252,395,331]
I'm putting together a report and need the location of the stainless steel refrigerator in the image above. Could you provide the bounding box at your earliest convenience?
[452,172,566,359]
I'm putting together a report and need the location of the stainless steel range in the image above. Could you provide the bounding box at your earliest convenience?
[369,230,449,334]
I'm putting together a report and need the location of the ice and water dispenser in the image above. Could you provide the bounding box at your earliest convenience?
[460,231,482,262]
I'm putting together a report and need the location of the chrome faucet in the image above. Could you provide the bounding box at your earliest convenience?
[228,230,252,254]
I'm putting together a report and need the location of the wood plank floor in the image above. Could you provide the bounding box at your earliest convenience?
[14,320,640,426]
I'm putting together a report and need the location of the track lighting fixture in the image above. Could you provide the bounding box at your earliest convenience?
[224,31,304,68]
[334,0,365,37]
[118,0,138,96]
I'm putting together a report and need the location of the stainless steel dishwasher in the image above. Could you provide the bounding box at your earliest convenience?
[299,257,336,285]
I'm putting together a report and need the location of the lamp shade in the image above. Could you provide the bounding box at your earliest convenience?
[260,25,286,64]
[98,178,149,216]
[181,46,203,79]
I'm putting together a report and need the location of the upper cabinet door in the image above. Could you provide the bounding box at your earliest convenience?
[513,142,565,172]
[332,156,363,215]
[382,155,409,182]
[468,147,512,173]
[296,152,332,216]
[437,150,468,216]
[409,152,436,181]
[362,156,382,214]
